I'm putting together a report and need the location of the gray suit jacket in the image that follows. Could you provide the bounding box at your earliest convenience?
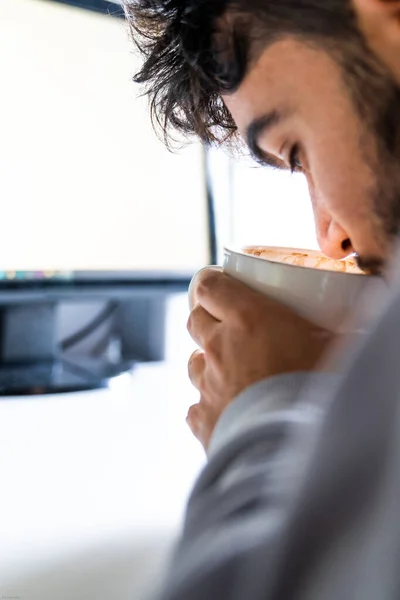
[160,266,400,600]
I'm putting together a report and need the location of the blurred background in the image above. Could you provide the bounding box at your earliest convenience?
[0,0,317,598]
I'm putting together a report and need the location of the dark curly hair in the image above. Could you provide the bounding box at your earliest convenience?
[122,0,393,148]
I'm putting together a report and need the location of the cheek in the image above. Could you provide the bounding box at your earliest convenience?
[306,144,374,227]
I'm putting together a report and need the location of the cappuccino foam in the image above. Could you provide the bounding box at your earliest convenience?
[243,247,363,274]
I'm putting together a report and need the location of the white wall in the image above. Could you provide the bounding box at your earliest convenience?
[0,0,209,273]
[209,149,318,253]
[230,159,318,249]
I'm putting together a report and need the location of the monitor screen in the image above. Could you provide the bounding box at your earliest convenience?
[0,0,211,283]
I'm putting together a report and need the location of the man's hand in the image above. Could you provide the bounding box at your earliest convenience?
[187,268,334,450]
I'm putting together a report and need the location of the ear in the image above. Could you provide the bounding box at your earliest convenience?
[353,0,400,14]
[352,0,400,80]
[352,0,400,35]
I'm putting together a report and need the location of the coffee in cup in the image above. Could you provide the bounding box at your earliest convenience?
[243,246,363,274]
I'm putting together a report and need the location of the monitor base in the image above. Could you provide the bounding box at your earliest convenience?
[0,357,134,396]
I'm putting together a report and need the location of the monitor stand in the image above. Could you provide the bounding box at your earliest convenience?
[0,302,150,396]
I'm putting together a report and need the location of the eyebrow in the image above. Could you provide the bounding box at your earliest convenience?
[245,111,287,169]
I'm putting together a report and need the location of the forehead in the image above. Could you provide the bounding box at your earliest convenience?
[222,38,345,135]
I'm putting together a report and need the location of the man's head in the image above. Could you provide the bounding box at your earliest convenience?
[124,0,400,273]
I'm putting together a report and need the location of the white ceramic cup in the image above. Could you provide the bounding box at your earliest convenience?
[221,246,377,332]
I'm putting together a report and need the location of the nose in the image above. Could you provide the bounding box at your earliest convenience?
[314,209,354,260]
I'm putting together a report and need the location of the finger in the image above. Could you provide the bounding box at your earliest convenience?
[189,266,222,310]
[188,349,206,390]
[195,268,267,322]
[186,403,201,432]
[186,403,203,444]
[187,303,219,348]
[186,402,210,451]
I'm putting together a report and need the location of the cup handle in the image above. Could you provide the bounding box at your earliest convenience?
[188,266,223,311]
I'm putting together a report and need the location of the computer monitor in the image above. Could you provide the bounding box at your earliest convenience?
[0,0,214,393]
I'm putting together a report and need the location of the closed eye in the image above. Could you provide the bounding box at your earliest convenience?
[289,144,304,173]
[246,111,291,171]
[251,148,290,171]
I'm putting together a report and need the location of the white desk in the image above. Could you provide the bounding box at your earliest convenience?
[0,296,206,600]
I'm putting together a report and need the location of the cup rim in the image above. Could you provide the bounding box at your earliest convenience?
[223,245,368,278]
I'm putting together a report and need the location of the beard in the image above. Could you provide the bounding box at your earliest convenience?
[356,166,400,275]
[337,36,400,274]
[356,126,400,275]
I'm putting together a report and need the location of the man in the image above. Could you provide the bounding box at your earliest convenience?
[124,1,400,598]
